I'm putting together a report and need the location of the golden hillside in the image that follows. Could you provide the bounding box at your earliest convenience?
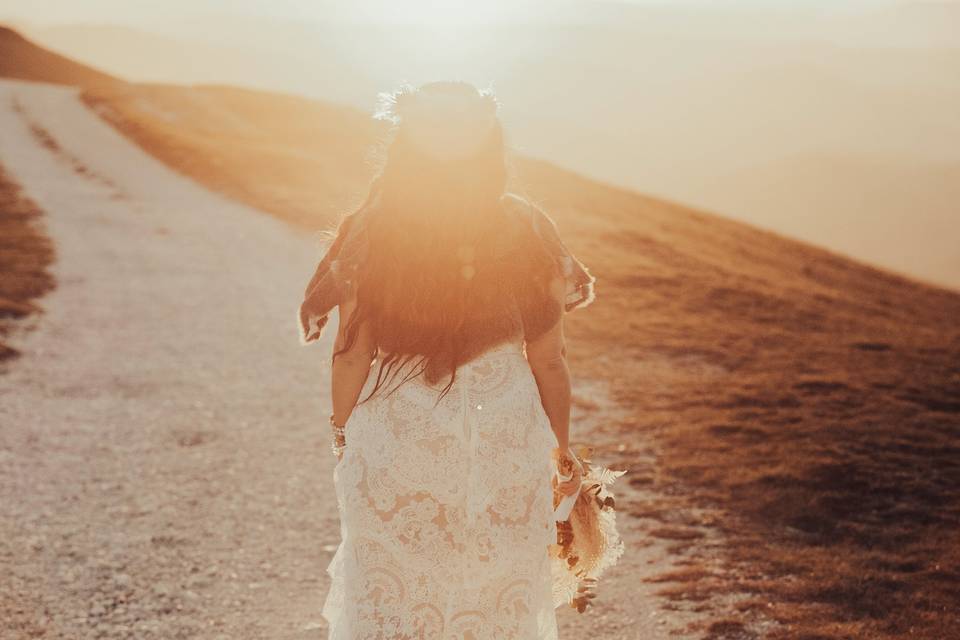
[4,26,960,639]
[82,80,960,640]
[0,25,120,90]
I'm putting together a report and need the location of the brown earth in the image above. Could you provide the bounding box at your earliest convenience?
[0,165,54,363]
[0,26,121,90]
[4,26,960,638]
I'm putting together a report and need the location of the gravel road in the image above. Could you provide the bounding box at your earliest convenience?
[0,79,692,639]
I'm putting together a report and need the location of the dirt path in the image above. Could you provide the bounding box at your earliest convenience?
[0,79,693,639]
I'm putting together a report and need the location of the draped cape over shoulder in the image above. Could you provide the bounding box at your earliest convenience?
[297,195,375,345]
[297,193,595,348]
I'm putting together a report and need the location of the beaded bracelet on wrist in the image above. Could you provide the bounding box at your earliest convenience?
[329,413,347,457]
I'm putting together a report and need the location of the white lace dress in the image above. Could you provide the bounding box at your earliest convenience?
[322,336,561,639]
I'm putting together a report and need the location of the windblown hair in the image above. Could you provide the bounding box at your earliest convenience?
[333,83,558,404]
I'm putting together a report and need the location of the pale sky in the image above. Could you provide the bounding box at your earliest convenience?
[0,0,910,29]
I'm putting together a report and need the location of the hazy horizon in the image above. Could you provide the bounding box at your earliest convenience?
[4,0,958,289]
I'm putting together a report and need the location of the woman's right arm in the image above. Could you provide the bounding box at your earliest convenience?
[330,289,376,459]
[525,275,583,496]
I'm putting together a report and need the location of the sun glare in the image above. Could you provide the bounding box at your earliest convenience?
[343,0,524,26]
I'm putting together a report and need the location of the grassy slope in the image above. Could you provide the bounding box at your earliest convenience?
[78,81,960,639]
[0,26,120,90]
[0,167,55,362]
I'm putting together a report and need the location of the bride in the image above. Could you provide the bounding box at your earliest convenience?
[298,80,595,639]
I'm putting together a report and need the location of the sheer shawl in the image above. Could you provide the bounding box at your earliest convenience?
[297,193,595,350]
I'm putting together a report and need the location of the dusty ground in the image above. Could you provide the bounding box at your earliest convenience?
[0,78,334,639]
[0,79,694,639]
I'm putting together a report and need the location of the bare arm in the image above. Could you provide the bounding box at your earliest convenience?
[526,314,571,449]
[331,289,376,433]
[525,276,582,495]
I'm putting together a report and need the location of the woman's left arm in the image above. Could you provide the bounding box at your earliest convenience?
[330,290,376,440]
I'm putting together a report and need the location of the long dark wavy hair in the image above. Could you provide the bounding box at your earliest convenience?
[332,82,555,404]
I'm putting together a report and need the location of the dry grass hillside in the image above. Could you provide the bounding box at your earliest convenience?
[0,26,120,90]
[4,27,960,639]
[0,167,55,362]
[82,81,960,640]
[84,83,380,229]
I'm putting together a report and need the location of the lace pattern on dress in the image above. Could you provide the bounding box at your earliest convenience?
[323,338,561,639]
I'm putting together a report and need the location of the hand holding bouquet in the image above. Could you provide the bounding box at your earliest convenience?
[549,444,627,612]
[552,446,584,498]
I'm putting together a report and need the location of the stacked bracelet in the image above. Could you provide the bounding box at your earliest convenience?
[329,414,347,458]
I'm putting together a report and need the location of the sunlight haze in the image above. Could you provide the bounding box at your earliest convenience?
[4,0,958,289]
